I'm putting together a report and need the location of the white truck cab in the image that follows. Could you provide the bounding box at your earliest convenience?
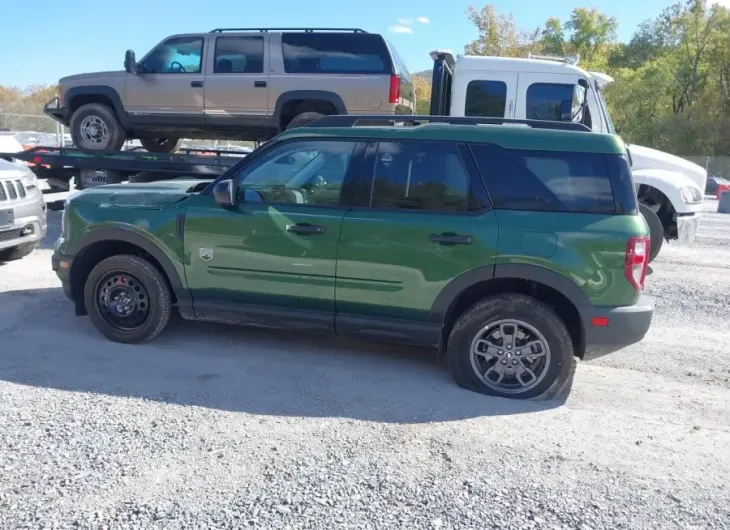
[429,50,706,261]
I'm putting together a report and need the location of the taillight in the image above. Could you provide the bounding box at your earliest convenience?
[625,236,650,290]
[389,75,400,104]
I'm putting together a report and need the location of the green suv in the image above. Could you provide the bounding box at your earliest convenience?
[52,116,654,400]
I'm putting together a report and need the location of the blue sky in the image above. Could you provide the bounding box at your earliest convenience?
[0,0,719,87]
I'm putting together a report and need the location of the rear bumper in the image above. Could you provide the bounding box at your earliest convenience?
[581,294,654,360]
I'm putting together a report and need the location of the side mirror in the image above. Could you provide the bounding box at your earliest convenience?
[124,50,137,74]
[559,100,573,121]
[212,179,236,207]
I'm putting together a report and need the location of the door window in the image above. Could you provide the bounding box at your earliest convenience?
[214,36,265,74]
[140,37,204,74]
[236,140,356,206]
[369,141,471,212]
[526,83,584,122]
[465,80,507,117]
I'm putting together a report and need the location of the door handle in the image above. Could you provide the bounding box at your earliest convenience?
[286,223,325,235]
[191,80,203,87]
[430,233,473,246]
[254,80,267,88]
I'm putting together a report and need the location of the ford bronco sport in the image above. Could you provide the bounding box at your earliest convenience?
[52,115,653,400]
[44,28,415,153]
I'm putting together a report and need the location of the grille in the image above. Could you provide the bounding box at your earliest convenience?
[0,180,26,202]
[0,228,21,242]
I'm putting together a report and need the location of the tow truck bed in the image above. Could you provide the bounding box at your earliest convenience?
[0,146,246,191]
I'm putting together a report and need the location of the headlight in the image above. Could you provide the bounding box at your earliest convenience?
[679,186,702,204]
[21,170,38,189]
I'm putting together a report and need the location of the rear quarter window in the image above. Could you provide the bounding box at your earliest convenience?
[281,33,391,74]
[470,144,616,214]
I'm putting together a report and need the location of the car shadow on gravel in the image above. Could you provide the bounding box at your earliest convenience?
[0,287,571,423]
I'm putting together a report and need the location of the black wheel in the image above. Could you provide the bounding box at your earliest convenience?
[447,294,574,400]
[0,242,35,262]
[639,202,664,263]
[70,103,125,151]
[286,112,326,130]
[139,137,181,153]
[84,255,171,343]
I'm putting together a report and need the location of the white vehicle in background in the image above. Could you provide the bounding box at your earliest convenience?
[429,51,707,262]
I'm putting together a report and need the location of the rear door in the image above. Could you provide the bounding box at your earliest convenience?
[450,73,517,118]
[334,139,499,344]
[203,33,270,131]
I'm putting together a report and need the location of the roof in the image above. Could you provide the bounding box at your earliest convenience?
[455,55,589,76]
[277,123,626,155]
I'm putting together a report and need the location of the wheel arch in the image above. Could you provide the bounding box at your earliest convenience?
[69,228,190,316]
[65,85,129,128]
[273,90,347,129]
[430,264,589,359]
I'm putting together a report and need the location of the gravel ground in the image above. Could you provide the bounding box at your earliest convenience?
[1,197,729,530]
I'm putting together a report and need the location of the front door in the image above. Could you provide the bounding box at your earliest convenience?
[451,72,517,118]
[183,138,364,330]
[203,33,271,131]
[335,139,499,344]
[125,35,207,130]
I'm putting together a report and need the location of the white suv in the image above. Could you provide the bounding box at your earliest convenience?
[0,157,47,261]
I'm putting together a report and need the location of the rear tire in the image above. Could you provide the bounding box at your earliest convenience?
[639,202,664,263]
[0,242,36,262]
[84,254,171,344]
[447,294,574,400]
[70,103,125,151]
[140,137,181,153]
[286,112,326,130]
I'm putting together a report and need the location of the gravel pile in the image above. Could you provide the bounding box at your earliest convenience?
[1,206,729,529]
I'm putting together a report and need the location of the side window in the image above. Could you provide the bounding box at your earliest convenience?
[214,36,264,74]
[281,33,390,74]
[140,37,204,74]
[465,80,507,117]
[526,83,580,121]
[237,140,356,206]
[470,144,616,213]
[370,141,470,212]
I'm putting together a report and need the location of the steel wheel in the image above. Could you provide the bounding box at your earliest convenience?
[79,115,109,147]
[469,319,551,394]
[95,271,151,331]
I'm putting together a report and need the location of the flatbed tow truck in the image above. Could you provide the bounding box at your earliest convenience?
[0,146,248,194]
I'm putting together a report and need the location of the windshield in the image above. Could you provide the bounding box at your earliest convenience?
[595,83,616,134]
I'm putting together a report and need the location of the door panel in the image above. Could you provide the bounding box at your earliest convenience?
[204,34,271,130]
[125,35,206,127]
[451,72,517,118]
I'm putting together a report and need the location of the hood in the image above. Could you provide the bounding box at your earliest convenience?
[59,71,127,86]
[0,158,35,180]
[73,178,212,208]
[628,144,707,192]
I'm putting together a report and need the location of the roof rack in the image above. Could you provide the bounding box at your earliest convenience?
[209,27,367,34]
[305,115,592,132]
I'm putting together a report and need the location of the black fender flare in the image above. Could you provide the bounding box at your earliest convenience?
[71,227,191,311]
[64,85,129,128]
[428,263,591,325]
[273,90,347,124]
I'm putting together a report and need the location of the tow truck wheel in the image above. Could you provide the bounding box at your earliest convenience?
[140,137,181,153]
[70,103,125,152]
[639,202,664,263]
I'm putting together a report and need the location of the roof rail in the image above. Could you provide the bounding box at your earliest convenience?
[305,115,592,132]
[526,52,580,66]
[209,27,367,33]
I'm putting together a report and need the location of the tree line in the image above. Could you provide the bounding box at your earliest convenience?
[2,0,728,168]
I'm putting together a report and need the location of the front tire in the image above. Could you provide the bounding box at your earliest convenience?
[639,202,664,263]
[0,242,36,262]
[447,294,574,400]
[70,103,125,151]
[84,255,171,343]
[139,137,181,153]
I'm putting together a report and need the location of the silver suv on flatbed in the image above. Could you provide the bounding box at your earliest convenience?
[44,28,415,153]
[0,158,47,261]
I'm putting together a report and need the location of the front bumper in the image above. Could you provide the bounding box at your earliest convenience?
[676,212,701,245]
[581,294,654,360]
[0,192,47,251]
[43,97,70,127]
[51,249,74,301]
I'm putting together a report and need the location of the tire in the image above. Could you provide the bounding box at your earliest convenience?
[0,242,36,262]
[286,112,326,130]
[446,294,575,400]
[139,137,181,153]
[639,202,664,263]
[69,103,125,151]
[83,254,172,343]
